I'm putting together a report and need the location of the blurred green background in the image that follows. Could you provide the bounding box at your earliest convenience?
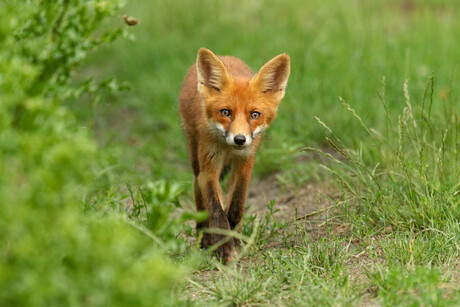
[1,0,459,305]
[81,0,460,184]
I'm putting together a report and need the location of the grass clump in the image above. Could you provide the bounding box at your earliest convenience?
[368,266,460,306]
[309,76,460,245]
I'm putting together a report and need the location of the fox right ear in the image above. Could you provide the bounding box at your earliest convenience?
[196,48,231,96]
[250,54,290,103]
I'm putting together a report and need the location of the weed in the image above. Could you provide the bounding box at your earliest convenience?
[242,200,290,249]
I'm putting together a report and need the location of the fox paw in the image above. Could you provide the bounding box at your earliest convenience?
[200,232,213,249]
[201,233,235,263]
[215,239,235,264]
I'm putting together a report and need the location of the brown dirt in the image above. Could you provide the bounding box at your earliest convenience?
[245,171,347,247]
[246,174,339,221]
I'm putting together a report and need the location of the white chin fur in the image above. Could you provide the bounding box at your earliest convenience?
[212,123,253,147]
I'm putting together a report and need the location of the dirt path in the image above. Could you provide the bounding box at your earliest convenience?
[245,172,343,245]
[247,174,338,221]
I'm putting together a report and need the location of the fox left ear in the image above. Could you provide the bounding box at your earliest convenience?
[196,48,231,97]
[250,54,290,102]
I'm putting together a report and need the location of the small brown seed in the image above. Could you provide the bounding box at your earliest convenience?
[123,15,139,26]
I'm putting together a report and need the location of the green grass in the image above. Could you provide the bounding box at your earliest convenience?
[65,0,460,305]
[368,266,460,306]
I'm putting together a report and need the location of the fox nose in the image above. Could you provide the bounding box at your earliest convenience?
[234,134,246,146]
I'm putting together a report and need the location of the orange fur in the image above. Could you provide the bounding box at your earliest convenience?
[179,48,290,262]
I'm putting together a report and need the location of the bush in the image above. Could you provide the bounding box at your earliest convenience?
[0,1,188,305]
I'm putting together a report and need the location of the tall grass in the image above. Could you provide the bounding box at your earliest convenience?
[311,77,459,232]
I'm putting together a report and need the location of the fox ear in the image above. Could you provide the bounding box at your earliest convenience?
[251,54,290,101]
[196,48,231,96]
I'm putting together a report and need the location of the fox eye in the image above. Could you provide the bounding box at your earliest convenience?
[250,111,261,119]
[220,109,231,117]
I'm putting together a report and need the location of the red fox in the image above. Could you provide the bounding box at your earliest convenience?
[179,48,290,262]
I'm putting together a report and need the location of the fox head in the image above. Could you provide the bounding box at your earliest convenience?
[196,48,290,150]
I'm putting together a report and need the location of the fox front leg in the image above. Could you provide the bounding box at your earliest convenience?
[225,158,254,246]
[197,169,234,263]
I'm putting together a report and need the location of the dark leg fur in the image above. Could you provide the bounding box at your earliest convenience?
[201,181,234,262]
[227,178,247,230]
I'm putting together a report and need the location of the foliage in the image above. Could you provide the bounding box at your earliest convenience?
[0,1,189,305]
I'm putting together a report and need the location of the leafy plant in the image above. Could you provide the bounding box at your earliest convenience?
[0,1,191,305]
[242,200,289,249]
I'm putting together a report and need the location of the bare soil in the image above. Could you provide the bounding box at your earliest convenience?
[247,174,338,221]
